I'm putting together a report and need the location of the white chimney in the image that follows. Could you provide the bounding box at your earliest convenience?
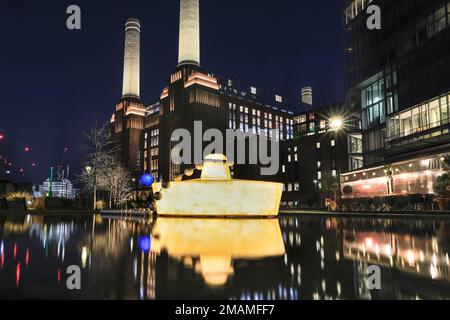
[178,0,201,67]
[122,18,141,99]
[301,87,313,105]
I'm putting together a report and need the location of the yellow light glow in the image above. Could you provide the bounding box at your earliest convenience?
[153,154,283,217]
[151,218,285,286]
[330,118,344,131]
[81,247,88,268]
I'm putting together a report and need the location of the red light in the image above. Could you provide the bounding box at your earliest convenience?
[24,147,30,152]
[16,263,21,288]
[0,134,4,140]
[32,163,36,167]
[13,243,17,259]
[25,249,30,268]
[19,168,24,173]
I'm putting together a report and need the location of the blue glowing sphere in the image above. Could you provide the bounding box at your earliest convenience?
[140,174,155,187]
[139,236,151,253]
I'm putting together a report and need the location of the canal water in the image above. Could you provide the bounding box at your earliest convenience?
[0,213,449,300]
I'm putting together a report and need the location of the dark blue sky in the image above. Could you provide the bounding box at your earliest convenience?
[0,0,345,184]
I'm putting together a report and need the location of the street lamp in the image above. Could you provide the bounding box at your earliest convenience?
[329,116,345,211]
[85,166,96,210]
[330,117,344,131]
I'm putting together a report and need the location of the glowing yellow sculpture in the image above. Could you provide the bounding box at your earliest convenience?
[151,218,285,286]
[153,154,283,217]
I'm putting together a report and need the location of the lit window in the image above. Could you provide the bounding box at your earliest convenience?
[317,161,321,169]
[294,154,298,162]
[320,120,326,129]
[331,140,336,147]
[251,87,257,95]
[316,142,321,149]
[288,155,292,163]
[318,172,322,180]
[332,170,337,177]
[276,95,283,103]
[282,165,286,173]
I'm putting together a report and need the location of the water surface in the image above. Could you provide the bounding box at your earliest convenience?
[0,213,449,300]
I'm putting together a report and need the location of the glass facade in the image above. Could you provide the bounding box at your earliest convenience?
[387,92,450,141]
[341,155,446,198]
[361,69,398,130]
[344,0,375,24]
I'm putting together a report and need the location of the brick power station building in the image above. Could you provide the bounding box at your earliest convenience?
[110,0,362,207]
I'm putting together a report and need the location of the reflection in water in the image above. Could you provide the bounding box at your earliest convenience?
[0,213,449,300]
[344,229,450,282]
[151,218,285,287]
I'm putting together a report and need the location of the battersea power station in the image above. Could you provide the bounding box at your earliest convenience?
[110,0,362,207]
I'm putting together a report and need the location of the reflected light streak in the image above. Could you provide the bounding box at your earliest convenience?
[16,263,21,288]
[25,249,29,268]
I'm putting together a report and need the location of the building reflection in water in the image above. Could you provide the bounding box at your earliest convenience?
[0,213,450,300]
[342,219,450,299]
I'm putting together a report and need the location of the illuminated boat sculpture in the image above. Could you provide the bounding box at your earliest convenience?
[152,154,283,217]
[150,218,285,287]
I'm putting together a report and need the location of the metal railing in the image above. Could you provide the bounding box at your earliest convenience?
[385,118,450,148]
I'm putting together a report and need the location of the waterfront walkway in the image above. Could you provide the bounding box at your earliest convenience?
[279,209,450,219]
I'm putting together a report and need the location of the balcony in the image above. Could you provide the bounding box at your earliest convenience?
[385,118,450,155]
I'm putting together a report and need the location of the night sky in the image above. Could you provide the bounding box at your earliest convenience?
[0,0,345,185]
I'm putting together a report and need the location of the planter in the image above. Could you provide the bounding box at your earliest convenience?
[435,198,450,211]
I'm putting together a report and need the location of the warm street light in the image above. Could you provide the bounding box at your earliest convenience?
[85,165,97,210]
[330,117,344,131]
[329,117,344,212]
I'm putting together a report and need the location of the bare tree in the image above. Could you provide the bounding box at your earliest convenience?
[111,165,133,208]
[97,156,133,209]
[78,122,113,210]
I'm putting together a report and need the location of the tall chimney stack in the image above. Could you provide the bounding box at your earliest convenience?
[122,18,141,99]
[178,0,201,67]
[301,87,313,105]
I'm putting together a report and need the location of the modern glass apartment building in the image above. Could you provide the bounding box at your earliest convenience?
[342,0,450,197]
